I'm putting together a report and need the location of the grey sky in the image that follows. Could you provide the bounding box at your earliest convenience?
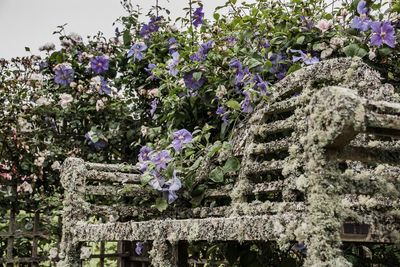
[0,0,230,59]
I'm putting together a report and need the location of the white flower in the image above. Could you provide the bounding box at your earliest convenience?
[80,247,91,260]
[39,42,56,52]
[17,181,33,194]
[96,99,107,111]
[215,85,227,99]
[68,32,83,43]
[34,156,45,167]
[51,161,61,171]
[58,93,73,109]
[36,96,51,106]
[329,37,345,49]
[321,48,333,59]
[49,248,58,259]
[369,50,376,60]
[316,19,332,33]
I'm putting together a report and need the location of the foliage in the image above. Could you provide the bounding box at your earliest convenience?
[1,0,400,265]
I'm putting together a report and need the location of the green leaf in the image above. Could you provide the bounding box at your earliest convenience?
[296,36,305,45]
[154,197,168,212]
[189,156,204,171]
[192,72,202,81]
[209,167,224,183]
[378,47,392,56]
[287,63,302,75]
[123,30,132,46]
[223,157,241,173]
[207,141,222,158]
[343,44,367,58]
[25,47,31,52]
[226,99,241,111]
[140,172,153,186]
[213,13,220,20]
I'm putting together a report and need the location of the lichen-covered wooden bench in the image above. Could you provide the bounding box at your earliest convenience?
[58,58,400,267]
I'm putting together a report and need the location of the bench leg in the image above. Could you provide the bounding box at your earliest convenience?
[57,241,82,267]
[149,240,179,267]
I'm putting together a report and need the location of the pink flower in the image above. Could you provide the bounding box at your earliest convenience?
[0,172,12,180]
[316,19,331,33]
[17,181,33,194]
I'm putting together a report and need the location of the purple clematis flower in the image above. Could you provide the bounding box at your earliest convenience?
[190,40,214,62]
[260,37,270,48]
[225,36,238,47]
[167,51,180,76]
[216,106,229,123]
[151,150,172,170]
[184,71,206,91]
[229,58,242,69]
[291,50,319,65]
[193,7,204,27]
[90,55,109,74]
[269,53,288,80]
[54,64,74,86]
[98,77,111,95]
[140,16,161,38]
[139,146,153,162]
[351,0,371,32]
[150,98,158,116]
[127,42,147,61]
[135,242,143,255]
[148,170,182,204]
[85,131,108,151]
[172,129,193,152]
[162,170,182,204]
[168,37,178,54]
[370,21,396,48]
[253,74,269,95]
[145,63,157,75]
[241,92,253,113]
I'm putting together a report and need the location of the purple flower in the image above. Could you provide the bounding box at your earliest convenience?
[253,74,269,95]
[151,150,172,170]
[193,7,204,27]
[148,170,182,204]
[370,21,396,48]
[135,242,143,255]
[184,71,206,91]
[351,16,371,31]
[85,131,108,151]
[54,64,74,86]
[190,40,214,62]
[224,36,238,47]
[216,106,229,123]
[145,63,156,75]
[90,55,109,74]
[98,77,111,95]
[351,0,370,31]
[291,50,319,65]
[150,98,158,116]
[139,146,153,162]
[269,53,288,80]
[168,37,178,54]
[127,42,147,61]
[167,52,180,76]
[140,16,161,38]
[229,58,242,69]
[300,15,314,30]
[172,129,193,152]
[234,67,251,87]
[162,171,182,204]
[260,37,270,48]
[241,92,253,113]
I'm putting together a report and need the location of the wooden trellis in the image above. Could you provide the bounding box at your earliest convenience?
[55,58,400,266]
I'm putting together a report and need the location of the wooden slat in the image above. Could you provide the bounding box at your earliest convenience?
[329,146,400,165]
[252,117,295,136]
[248,138,292,155]
[243,159,285,175]
[366,112,400,137]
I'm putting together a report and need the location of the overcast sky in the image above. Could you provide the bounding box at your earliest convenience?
[0,0,232,59]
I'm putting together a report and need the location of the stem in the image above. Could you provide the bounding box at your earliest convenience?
[189,0,194,48]
[156,0,159,17]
